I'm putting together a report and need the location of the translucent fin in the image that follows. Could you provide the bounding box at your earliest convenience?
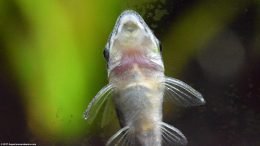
[106,126,130,146]
[101,96,116,128]
[163,77,205,107]
[160,122,187,146]
[106,123,186,146]
[83,84,114,124]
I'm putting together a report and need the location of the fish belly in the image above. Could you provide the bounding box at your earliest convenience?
[114,80,164,146]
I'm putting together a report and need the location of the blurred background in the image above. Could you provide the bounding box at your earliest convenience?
[0,0,260,145]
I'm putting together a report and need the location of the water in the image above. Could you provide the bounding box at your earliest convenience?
[0,0,259,145]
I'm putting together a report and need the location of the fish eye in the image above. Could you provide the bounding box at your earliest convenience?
[103,48,109,62]
[159,41,162,53]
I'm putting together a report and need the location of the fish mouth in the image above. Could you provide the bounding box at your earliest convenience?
[122,21,139,33]
[117,11,145,34]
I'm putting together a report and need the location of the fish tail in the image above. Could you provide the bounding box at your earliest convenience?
[106,122,187,146]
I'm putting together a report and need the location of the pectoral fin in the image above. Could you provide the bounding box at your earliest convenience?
[163,77,205,107]
[83,84,114,125]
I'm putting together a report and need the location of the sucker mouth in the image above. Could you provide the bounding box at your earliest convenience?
[116,11,145,35]
[123,21,139,33]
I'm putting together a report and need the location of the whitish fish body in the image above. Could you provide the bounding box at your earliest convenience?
[84,10,205,146]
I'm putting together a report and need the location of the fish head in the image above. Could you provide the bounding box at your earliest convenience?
[104,10,164,77]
